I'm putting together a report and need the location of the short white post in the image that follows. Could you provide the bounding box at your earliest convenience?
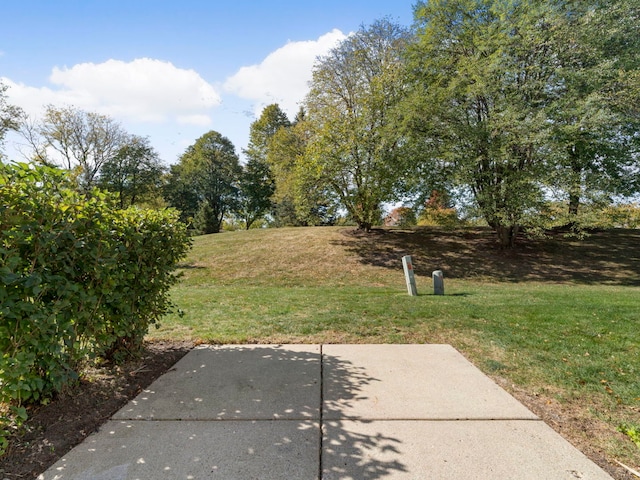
[402,255,418,296]
[432,270,444,295]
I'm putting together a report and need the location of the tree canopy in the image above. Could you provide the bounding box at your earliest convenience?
[405,0,640,246]
[98,135,165,209]
[304,18,413,231]
[542,0,640,220]
[165,131,241,234]
[244,104,291,165]
[22,105,127,191]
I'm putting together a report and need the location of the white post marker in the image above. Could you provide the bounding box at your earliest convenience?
[402,255,418,296]
[432,270,444,295]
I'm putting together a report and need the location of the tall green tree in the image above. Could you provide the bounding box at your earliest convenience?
[245,104,291,163]
[407,0,566,247]
[165,131,241,234]
[163,163,200,223]
[234,156,275,229]
[244,104,292,226]
[304,18,412,231]
[266,116,307,226]
[407,0,640,246]
[98,135,165,209]
[545,0,640,221]
[266,110,340,226]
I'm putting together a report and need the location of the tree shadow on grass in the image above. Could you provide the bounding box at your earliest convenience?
[175,261,206,270]
[41,345,407,479]
[333,227,640,286]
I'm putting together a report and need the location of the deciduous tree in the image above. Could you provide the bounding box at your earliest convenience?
[234,156,275,229]
[407,0,640,246]
[304,18,412,231]
[21,105,127,191]
[98,135,165,209]
[407,1,564,247]
[267,110,339,226]
[165,131,241,234]
[245,104,291,164]
[545,0,640,222]
[243,104,294,226]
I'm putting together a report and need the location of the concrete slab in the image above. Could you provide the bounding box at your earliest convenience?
[322,420,613,480]
[39,419,320,480]
[114,344,321,420]
[322,344,538,420]
[38,344,612,480]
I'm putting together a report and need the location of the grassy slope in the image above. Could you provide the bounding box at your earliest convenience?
[152,226,640,470]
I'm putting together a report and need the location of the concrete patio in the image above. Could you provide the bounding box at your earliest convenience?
[39,344,613,479]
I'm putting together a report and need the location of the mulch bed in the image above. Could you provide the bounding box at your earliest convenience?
[0,341,193,480]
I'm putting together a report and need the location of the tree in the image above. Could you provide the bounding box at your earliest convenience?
[304,18,412,231]
[243,104,293,226]
[21,105,127,191]
[407,1,564,247]
[407,1,640,246]
[267,110,340,226]
[233,104,292,229]
[244,104,291,163]
[234,156,275,229]
[165,131,241,234]
[163,162,200,223]
[266,118,307,226]
[544,0,640,222]
[98,135,165,209]
[0,81,23,160]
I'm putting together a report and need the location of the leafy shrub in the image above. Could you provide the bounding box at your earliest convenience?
[534,201,640,234]
[384,206,417,228]
[603,203,640,229]
[417,190,465,229]
[0,163,190,453]
[618,423,640,449]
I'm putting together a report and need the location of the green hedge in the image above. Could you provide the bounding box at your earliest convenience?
[0,163,190,443]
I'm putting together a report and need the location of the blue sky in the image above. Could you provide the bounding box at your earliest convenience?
[2,0,416,164]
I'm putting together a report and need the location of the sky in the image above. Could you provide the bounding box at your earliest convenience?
[2,0,416,165]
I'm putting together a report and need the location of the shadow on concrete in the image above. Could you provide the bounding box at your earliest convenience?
[333,227,640,286]
[321,352,407,479]
[41,345,407,479]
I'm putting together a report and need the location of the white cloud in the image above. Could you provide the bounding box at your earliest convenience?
[2,58,220,125]
[223,29,347,118]
[177,114,213,126]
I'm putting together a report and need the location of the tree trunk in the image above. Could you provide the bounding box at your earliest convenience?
[568,192,580,216]
[357,222,372,232]
[568,147,582,218]
[481,210,518,248]
[495,224,519,249]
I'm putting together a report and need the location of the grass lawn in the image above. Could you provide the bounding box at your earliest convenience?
[149,226,640,469]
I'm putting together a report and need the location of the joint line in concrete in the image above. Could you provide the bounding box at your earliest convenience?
[319,344,324,480]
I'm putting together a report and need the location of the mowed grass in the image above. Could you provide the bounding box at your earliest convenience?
[150,226,640,466]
